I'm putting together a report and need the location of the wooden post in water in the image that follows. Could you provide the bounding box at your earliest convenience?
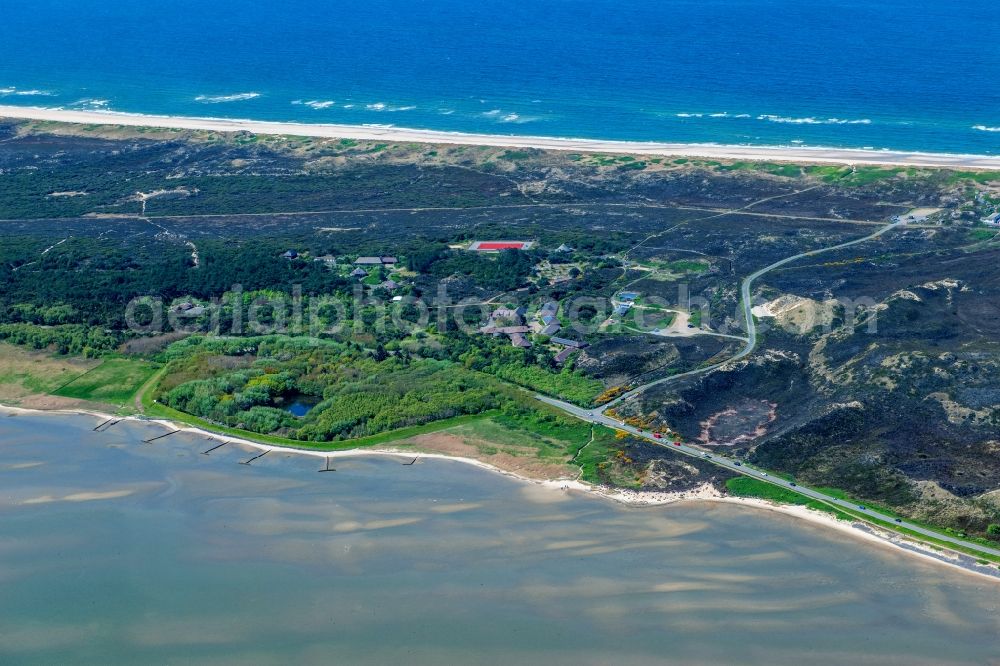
[239,450,268,465]
[143,429,179,443]
[202,441,229,455]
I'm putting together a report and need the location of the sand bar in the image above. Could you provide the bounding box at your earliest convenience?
[3,105,1000,170]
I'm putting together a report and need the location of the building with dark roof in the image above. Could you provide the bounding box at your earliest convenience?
[554,347,576,365]
[492,306,526,321]
[539,301,559,317]
[355,256,398,266]
[550,337,588,349]
[540,322,561,336]
[510,333,532,348]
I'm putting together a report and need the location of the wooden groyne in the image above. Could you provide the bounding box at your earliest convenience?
[201,441,229,455]
[143,429,179,443]
[239,450,268,465]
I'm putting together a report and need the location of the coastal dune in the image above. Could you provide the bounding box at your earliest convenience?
[3,105,1000,170]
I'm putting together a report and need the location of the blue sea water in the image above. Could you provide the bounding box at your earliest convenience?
[1,0,998,154]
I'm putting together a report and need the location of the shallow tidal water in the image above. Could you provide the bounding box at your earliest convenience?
[1,413,998,665]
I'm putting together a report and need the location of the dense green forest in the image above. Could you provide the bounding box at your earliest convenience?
[155,336,529,440]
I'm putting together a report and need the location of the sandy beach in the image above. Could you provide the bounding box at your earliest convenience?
[3,402,998,581]
[3,105,1000,170]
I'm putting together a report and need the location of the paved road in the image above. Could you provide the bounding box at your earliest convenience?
[538,218,1000,560]
[601,219,905,412]
[537,396,1000,559]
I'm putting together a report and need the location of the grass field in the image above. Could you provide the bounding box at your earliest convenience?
[726,477,1000,566]
[0,342,100,401]
[725,477,854,520]
[51,358,158,405]
[446,418,571,460]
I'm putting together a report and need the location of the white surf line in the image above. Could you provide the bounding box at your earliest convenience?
[3,105,1000,170]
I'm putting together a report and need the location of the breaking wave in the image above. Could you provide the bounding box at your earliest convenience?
[674,112,752,119]
[0,87,54,97]
[292,99,335,109]
[194,92,261,104]
[758,115,872,125]
[973,125,1000,133]
[71,98,110,109]
[675,112,870,125]
[483,109,539,123]
[365,102,416,112]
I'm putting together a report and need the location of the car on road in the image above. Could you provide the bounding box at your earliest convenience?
[733,462,742,466]
[673,441,681,447]
[789,482,796,487]
[760,472,768,476]
[895,518,902,523]
[858,505,866,510]
[653,433,662,439]
[702,453,711,459]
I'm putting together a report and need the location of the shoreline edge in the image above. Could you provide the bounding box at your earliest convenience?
[3,105,1000,170]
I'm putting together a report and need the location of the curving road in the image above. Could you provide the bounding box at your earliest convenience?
[535,395,1000,560]
[599,218,905,413]
[538,217,1000,561]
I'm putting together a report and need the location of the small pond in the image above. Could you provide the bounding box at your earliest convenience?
[282,395,321,417]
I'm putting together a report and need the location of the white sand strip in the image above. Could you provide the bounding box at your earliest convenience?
[3,105,1000,170]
